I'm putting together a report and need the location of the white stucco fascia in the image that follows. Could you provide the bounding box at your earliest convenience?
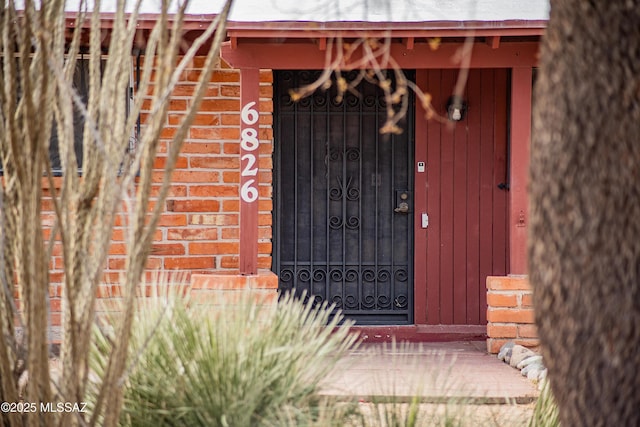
[60,0,549,24]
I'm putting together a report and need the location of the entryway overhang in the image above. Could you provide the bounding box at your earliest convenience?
[223,19,539,338]
[220,22,543,70]
[222,22,538,272]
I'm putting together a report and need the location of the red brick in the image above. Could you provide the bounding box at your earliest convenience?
[50,298,62,312]
[50,313,62,327]
[259,186,272,198]
[259,171,272,184]
[258,227,272,239]
[170,85,219,98]
[149,185,187,197]
[221,114,241,126]
[259,213,272,226]
[259,85,273,97]
[487,324,517,338]
[110,223,127,236]
[259,70,273,83]
[258,242,272,253]
[259,100,273,113]
[151,243,186,256]
[191,273,250,290]
[220,85,240,97]
[187,56,207,68]
[160,171,219,183]
[222,171,240,183]
[259,143,273,155]
[190,157,239,169]
[514,339,540,349]
[109,243,127,255]
[486,276,531,291]
[487,308,535,324]
[521,293,534,307]
[190,127,240,140]
[223,142,240,154]
[167,200,220,212]
[189,214,238,226]
[189,185,238,198]
[199,99,240,112]
[158,214,188,226]
[167,228,218,241]
[487,293,518,308]
[259,157,273,168]
[259,128,273,140]
[153,156,188,169]
[220,255,239,268]
[181,142,221,154]
[191,113,221,126]
[221,228,239,239]
[164,256,215,270]
[257,256,272,269]
[189,242,239,255]
[103,272,121,283]
[179,69,202,82]
[49,285,62,298]
[169,84,196,97]
[258,200,273,211]
[518,324,539,338]
[108,258,126,270]
[222,200,239,212]
[487,338,509,354]
[146,258,162,269]
[210,70,240,83]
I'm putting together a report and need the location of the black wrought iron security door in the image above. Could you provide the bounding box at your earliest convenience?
[274,70,414,324]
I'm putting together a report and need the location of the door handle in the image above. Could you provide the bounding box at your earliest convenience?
[394,202,409,213]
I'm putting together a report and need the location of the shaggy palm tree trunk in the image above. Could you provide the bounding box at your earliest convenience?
[530,1,640,425]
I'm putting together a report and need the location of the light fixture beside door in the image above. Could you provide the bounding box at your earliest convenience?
[446,95,468,121]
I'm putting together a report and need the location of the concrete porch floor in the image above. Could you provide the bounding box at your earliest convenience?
[321,341,539,404]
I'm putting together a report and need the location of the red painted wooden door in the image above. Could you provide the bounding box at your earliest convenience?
[415,69,509,325]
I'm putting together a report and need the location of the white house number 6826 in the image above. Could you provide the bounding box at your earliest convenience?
[240,101,259,203]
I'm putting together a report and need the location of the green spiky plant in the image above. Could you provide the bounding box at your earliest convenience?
[528,380,560,427]
[90,288,359,427]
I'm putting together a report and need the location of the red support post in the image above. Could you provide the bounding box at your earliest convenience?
[239,67,260,275]
[413,70,429,324]
[509,67,532,275]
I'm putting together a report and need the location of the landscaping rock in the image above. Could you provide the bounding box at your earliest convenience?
[509,345,536,368]
[497,341,515,363]
[521,359,544,376]
[517,354,543,370]
[497,341,548,385]
[527,366,544,381]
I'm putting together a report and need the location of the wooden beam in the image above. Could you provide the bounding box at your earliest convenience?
[239,67,260,275]
[318,37,327,51]
[486,36,501,49]
[222,41,540,70]
[406,36,415,50]
[230,36,238,50]
[509,67,532,275]
[414,69,429,324]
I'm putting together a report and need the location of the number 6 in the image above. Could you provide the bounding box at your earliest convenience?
[241,180,259,203]
[241,101,259,125]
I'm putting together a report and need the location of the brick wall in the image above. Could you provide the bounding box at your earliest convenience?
[486,276,539,353]
[41,57,275,328]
